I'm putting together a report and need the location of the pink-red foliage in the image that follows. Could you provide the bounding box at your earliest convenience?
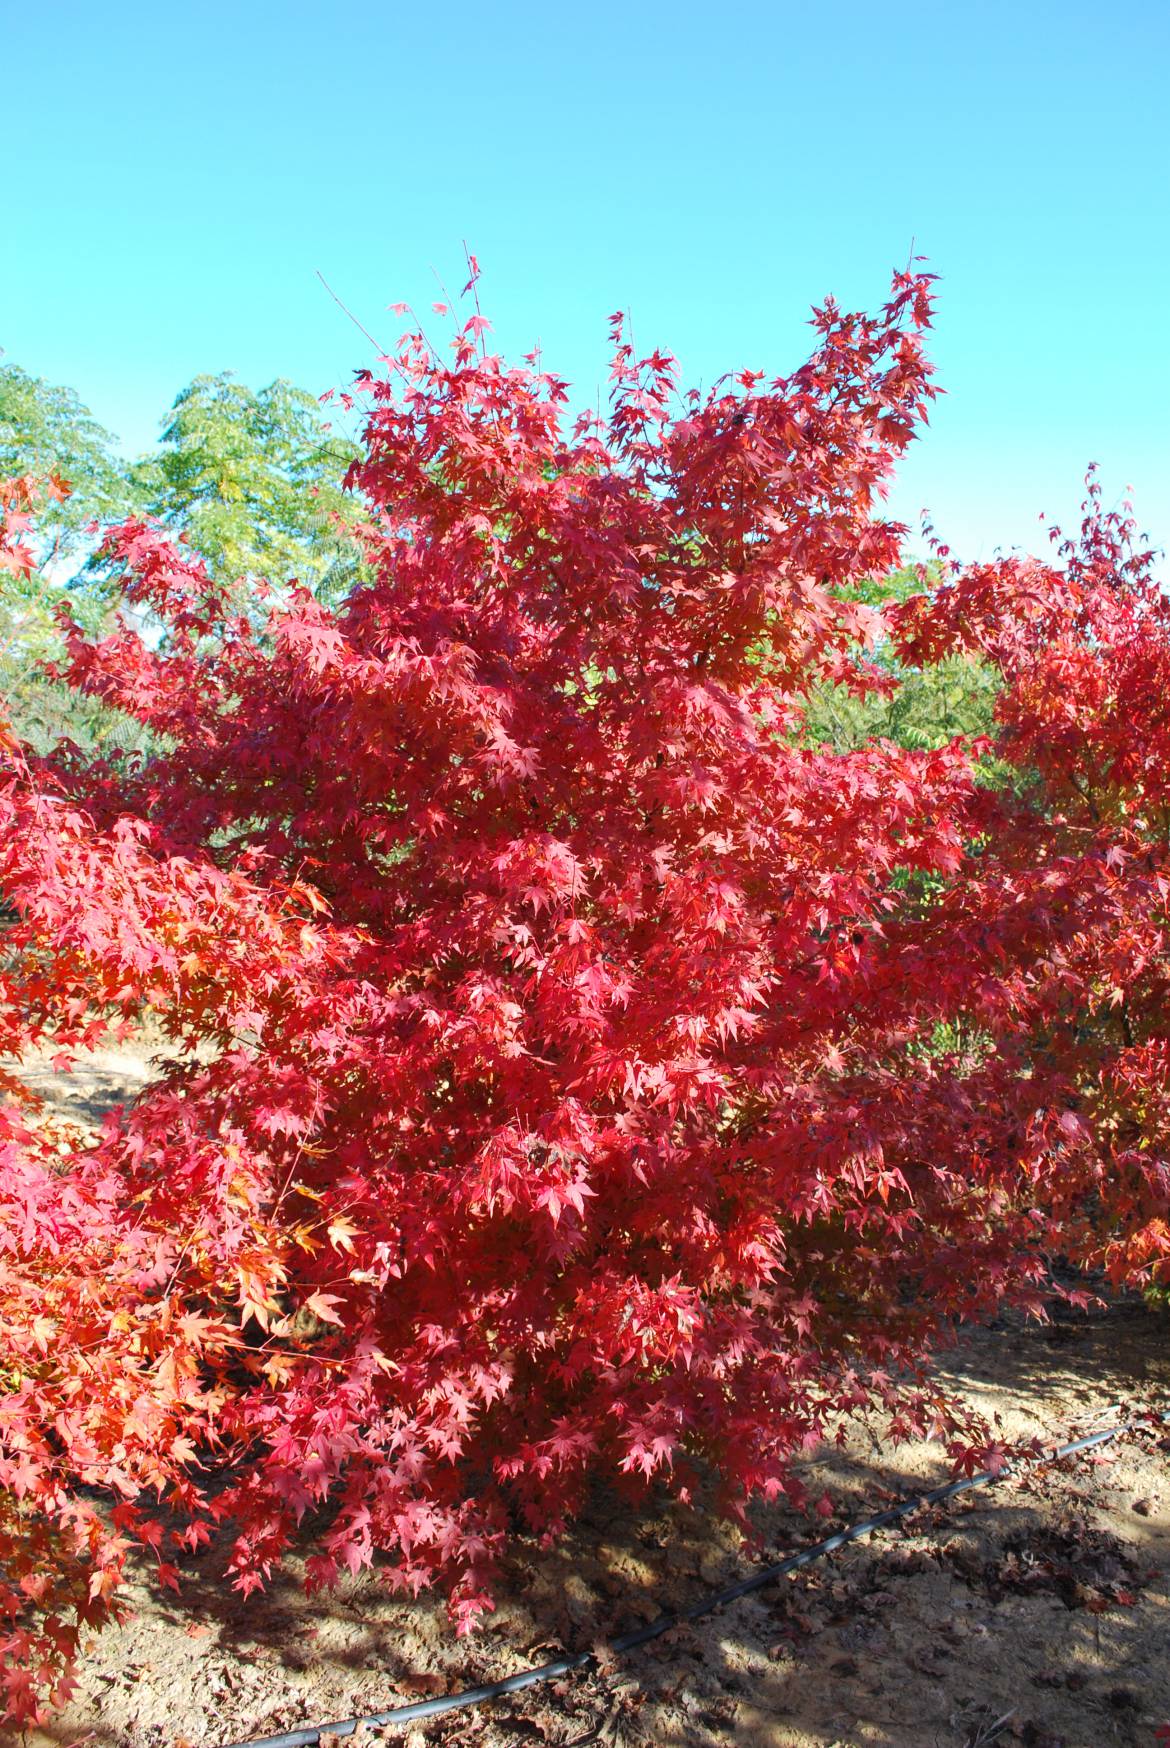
[891,470,1170,1289]
[0,281,1164,1722]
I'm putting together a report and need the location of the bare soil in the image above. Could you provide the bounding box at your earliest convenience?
[14,1046,1170,1748]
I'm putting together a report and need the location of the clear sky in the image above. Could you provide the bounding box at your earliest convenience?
[5,0,1168,569]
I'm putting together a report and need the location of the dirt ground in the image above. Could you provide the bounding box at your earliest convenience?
[14,1046,1170,1748]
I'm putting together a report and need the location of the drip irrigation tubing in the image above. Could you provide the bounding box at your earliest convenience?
[223,1403,1167,1748]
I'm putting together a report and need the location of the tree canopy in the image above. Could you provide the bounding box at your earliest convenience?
[130,373,364,600]
[1,286,1163,1725]
[0,362,365,751]
[0,362,136,569]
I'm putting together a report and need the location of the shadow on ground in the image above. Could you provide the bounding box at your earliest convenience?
[26,1298,1170,1748]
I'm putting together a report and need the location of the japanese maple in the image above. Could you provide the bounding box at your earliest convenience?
[890,470,1170,1292]
[1,270,1162,1724]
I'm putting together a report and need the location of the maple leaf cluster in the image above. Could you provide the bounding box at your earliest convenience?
[890,469,1170,1290]
[0,275,1164,1723]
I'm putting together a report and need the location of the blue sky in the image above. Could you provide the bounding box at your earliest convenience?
[5,0,1168,569]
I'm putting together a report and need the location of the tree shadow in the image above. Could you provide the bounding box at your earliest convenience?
[27,1301,1170,1748]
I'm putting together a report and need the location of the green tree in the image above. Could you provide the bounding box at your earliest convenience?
[0,364,144,753]
[0,361,137,570]
[799,563,1000,756]
[130,374,365,600]
[2,364,368,748]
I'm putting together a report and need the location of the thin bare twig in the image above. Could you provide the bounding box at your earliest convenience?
[314,270,387,358]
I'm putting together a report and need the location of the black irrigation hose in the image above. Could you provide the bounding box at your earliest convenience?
[223,1406,1166,1748]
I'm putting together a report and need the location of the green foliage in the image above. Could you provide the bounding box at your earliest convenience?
[805,649,1000,753]
[1,365,369,753]
[0,366,147,754]
[0,362,137,568]
[799,564,1003,762]
[129,374,366,600]
[0,548,155,759]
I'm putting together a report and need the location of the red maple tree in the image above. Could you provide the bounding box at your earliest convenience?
[891,469,1170,1291]
[1,272,1164,1722]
